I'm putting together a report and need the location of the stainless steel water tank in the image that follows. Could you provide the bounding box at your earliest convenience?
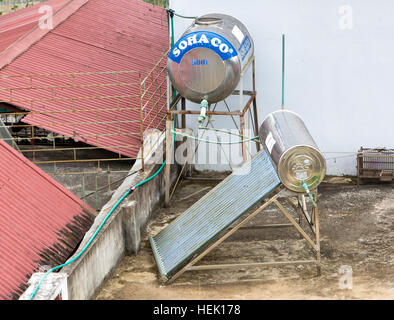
[168,13,254,104]
[259,110,326,192]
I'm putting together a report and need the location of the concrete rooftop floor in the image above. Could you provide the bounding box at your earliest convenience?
[94,172,394,300]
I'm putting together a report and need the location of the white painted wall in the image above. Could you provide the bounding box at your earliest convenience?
[169,0,394,175]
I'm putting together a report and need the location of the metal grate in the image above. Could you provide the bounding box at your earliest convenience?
[151,150,281,279]
[0,117,19,151]
[357,147,394,183]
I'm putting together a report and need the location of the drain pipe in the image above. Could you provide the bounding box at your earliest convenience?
[302,181,317,208]
[198,99,208,127]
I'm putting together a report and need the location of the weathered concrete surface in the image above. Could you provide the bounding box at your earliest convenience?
[19,273,68,300]
[94,174,394,300]
[21,144,134,211]
[61,200,135,300]
[122,201,141,255]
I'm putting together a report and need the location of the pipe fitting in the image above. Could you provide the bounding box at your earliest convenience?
[198,99,208,127]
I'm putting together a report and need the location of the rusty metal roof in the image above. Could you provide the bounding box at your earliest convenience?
[0,138,95,299]
[0,0,88,69]
[0,0,169,158]
[0,0,69,55]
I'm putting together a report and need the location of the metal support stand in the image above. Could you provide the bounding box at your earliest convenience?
[164,113,173,206]
[164,56,259,206]
[164,187,321,284]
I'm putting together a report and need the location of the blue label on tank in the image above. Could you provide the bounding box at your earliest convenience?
[168,31,237,64]
[239,35,251,61]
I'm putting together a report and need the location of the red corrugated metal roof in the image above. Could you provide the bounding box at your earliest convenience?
[0,0,71,55]
[0,138,95,299]
[0,0,169,158]
[0,0,90,69]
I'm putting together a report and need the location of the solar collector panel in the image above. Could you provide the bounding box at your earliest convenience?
[151,150,281,279]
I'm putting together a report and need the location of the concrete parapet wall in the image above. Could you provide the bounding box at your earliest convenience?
[20,129,181,300]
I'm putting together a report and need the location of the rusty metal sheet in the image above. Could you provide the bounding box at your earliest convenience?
[0,139,94,299]
[0,0,168,159]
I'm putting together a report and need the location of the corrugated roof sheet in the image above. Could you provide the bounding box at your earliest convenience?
[0,138,95,300]
[0,0,168,158]
[0,0,70,55]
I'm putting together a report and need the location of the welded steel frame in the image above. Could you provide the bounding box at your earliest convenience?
[164,56,260,206]
[156,187,321,284]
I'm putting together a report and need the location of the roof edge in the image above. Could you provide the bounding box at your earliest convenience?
[0,0,90,70]
[0,138,95,215]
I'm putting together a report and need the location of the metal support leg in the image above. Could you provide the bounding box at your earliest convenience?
[181,97,186,129]
[240,115,247,163]
[252,59,260,152]
[313,193,321,276]
[274,199,318,251]
[164,113,172,207]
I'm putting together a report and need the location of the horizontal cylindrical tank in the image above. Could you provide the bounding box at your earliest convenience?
[168,13,254,104]
[259,110,326,192]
